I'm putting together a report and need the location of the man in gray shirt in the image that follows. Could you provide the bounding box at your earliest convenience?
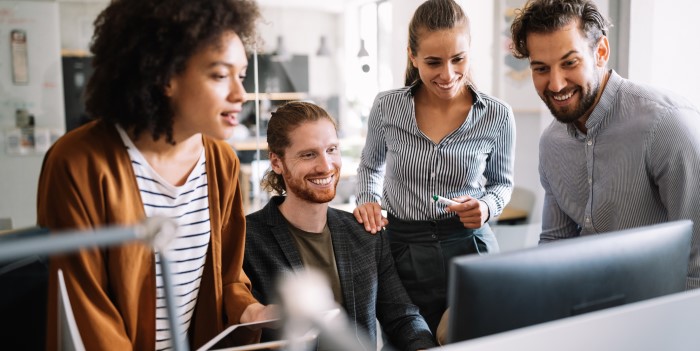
[510,0,700,289]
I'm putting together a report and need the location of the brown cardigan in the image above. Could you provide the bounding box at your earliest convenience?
[37,120,259,350]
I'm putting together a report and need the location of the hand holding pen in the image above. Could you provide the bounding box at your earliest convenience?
[433,194,490,229]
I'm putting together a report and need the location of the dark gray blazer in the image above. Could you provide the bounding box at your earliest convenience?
[244,196,437,351]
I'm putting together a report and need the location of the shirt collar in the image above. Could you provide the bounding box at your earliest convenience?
[567,69,622,137]
[406,81,485,108]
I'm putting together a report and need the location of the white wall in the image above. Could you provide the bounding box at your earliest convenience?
[389,0,421,89]
[460,0,495,95]
[58,0,104,53]
[257,6,343,98]
[388,0,495,94]
[0,1,64,228]
[628,0,700,105]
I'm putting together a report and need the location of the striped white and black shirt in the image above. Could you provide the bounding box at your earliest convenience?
[116,127,211,350]
[356,84,515,221]
[539,70,700,289]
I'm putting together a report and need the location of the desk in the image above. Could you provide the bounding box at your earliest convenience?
[496,206,528,224]
[435,289,700,351]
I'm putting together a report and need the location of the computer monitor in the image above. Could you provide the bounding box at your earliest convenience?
[447,220,693,343]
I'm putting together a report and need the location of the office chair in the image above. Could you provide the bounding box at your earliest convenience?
[0,226,50,350]
[57,269,86,351]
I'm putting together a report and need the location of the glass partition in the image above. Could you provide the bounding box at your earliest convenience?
[237,0,393,214]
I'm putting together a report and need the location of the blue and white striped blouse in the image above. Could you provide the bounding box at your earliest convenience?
[356,84,516,221]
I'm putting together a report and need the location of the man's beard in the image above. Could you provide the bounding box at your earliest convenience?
[543,78,601,124]
[282,168,339,204]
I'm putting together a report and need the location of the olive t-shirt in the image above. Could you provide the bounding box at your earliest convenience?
[287,223,343,305]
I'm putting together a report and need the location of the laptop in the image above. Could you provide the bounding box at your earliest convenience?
[197,308,341,351]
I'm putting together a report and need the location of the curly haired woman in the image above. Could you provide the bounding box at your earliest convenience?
[37,0,275,349]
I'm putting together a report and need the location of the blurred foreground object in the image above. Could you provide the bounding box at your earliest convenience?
[278,268,379,351]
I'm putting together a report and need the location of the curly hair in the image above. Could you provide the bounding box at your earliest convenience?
[261,102,337,196]
[510,0,611,59]
[85,0,260,144]
[404,0,472,87]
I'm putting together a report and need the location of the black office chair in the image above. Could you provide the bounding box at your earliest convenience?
[0,226,50,350]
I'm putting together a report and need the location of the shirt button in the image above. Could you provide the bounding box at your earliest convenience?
[588,178,592,184]
[587,140,593,146]
[585,217,591,223]
[431,234,437,239]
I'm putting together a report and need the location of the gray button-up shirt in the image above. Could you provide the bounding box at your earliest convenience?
[539,70,700,289]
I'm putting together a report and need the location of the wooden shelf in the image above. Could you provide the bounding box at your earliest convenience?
[230,138,267,151]
[61,49,91,57]
[244,92,308,101]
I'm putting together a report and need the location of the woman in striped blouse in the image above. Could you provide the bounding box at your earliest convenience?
[353,0,515,333]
